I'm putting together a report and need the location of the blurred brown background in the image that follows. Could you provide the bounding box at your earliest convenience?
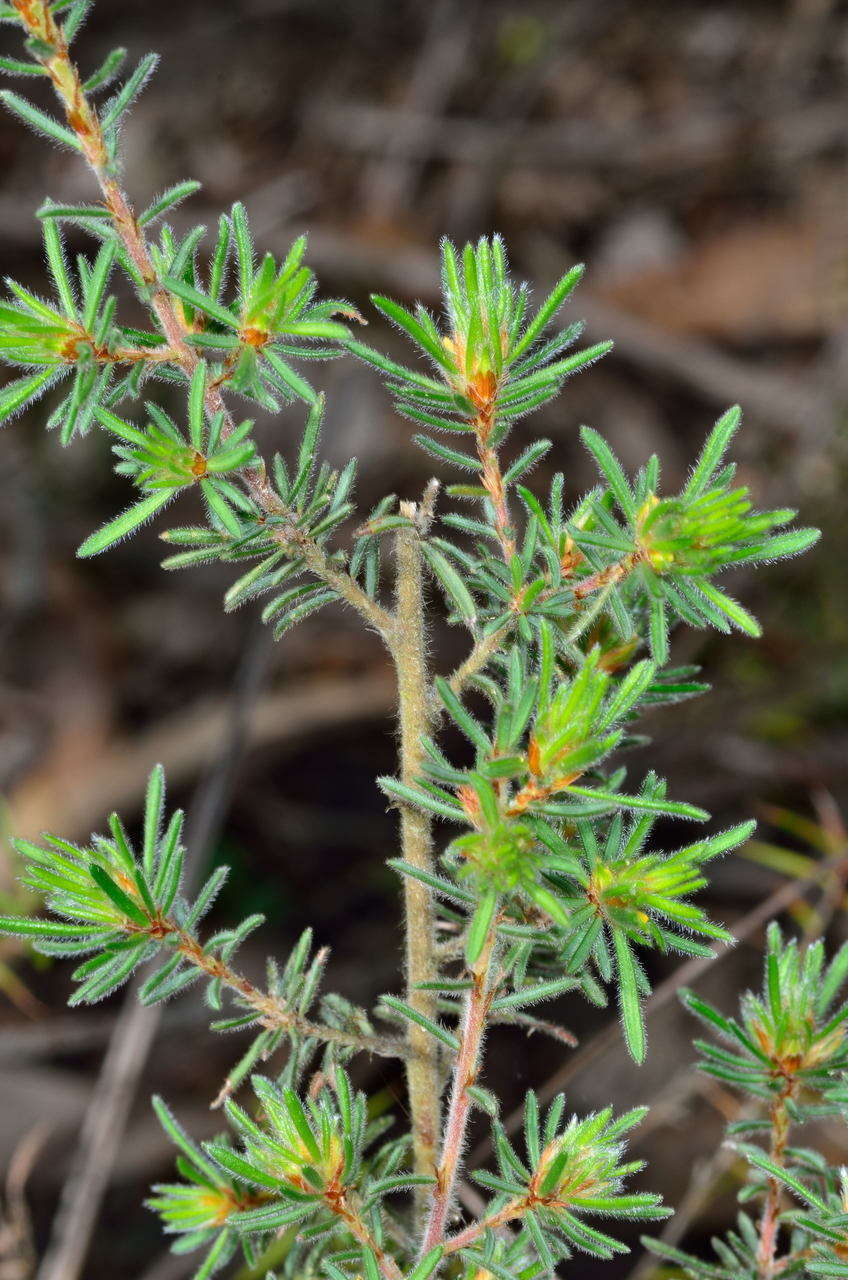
[0,1,846,1277]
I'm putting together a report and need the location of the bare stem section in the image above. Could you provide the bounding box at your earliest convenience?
[473,391,516,565]
[443,624,510,702]
[394,510,441,1210]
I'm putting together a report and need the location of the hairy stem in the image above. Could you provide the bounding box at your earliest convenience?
[170,927,406,1061]
[478,441,516,563]
[441,1197,523,1255]
[16,0,392,641]
[394,510,441,1217]
[573,551,642,599]
[421,924,498,1253]
[442,623,511,703]
[472,390,515,564]
[330,1192,404,1280]
[756,1086,793,1279]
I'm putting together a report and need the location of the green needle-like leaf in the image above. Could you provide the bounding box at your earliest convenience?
[77,489,174,557]
[613,929,646,1062]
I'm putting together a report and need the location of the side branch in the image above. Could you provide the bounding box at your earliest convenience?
[442,624,511,702]
[573,551,642,599]
[477,439,516,564]
[171,928,407,1062]
[330,1193,404,1280]
[470,385,515,565]
[442,1199,522,1256]
[15,0,392,642]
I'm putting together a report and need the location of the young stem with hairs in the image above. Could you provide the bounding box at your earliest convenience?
[422,924,499,1252]
[756,1086,794,1279]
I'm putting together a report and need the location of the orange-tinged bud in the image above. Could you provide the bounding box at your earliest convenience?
[240,326,269,349]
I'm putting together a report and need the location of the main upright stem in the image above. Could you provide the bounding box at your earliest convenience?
[394,507,441,1218]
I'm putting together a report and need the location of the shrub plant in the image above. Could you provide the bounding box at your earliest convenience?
[0,3,829,1278]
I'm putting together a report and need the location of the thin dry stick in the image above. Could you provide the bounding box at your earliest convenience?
[626,1119,751,1280]
[0,1006,212,1073]
[360,0,473,221]
[394,507,441,1210]
[10,670,395,846]
[35,627,274,1280]
[0,1124,48,1280]
[36,997,161,1280]
[307,92,845,178]
[135,1256,192,1280]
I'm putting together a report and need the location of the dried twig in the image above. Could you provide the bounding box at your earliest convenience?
[0,1125,47,1280]
[306,98,845,180]
[134,1255,192,1280]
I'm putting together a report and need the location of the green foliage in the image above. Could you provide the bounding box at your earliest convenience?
[0,223,120,439]
[158,393,366,639]
[475,1095,667,1264]
[162,206,356,410]
[645,926,848,1280]
[101,366,256,492]
[148,1096,248,1279]
[347,236,610,453]
[0,764,210,1004]
[684,924,848,1101]
[390,770,747,1062]
[541,802,749,1059]
[0,767,379,1080]
[76,367,259,556]
[4,764,668,1276]
[574,413,818,662]
[0,3,827,1278]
